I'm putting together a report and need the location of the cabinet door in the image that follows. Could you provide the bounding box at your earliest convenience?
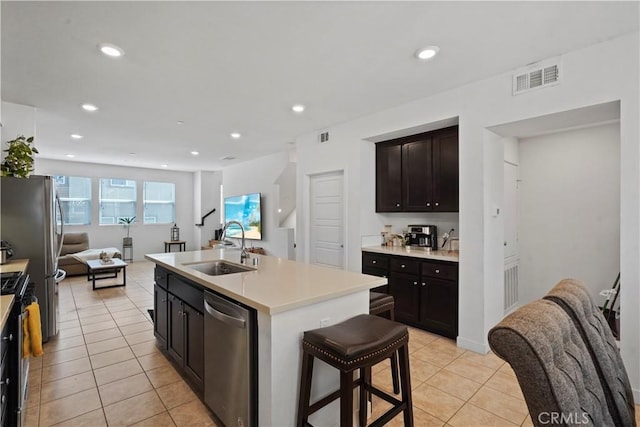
[390,272,420,324]
[153,284,169,349]
[402,138,433,211]
[420,277,458,338]
[167,294,184,365]
[376,143,403,212]
[183,304,204,391]
[432,127,459,212]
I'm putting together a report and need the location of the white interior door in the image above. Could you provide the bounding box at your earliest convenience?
[310,171,344,269]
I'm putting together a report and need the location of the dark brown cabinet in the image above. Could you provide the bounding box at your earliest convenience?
[167,293,185,365]
[182,304,204,389]
[154,267,204,392]
[390,272,420,323]
[362,252,458,338]
[153,284,168,349]
[376,126,458,212]
[376,143,403,211]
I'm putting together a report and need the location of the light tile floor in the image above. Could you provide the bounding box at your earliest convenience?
[22,261,640,426]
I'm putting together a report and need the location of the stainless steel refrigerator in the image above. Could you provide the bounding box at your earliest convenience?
[0,175,64,342]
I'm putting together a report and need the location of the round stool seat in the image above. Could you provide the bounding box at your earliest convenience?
[369,292,395,316]
[303,314,407,371]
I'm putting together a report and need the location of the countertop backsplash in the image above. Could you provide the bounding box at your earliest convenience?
[366,212,459,249]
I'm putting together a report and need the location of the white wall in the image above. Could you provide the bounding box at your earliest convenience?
[295,32,640,397]
[193,170,222,248]
[35,158,195,260]
[221,150,292,257]
[518,123,620,306]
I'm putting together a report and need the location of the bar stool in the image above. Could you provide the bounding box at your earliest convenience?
[297,314,413,427]
[369,292,400,394]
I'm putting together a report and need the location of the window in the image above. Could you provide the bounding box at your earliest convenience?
[143,181,175,224]
[54,176,92,225]
[99,178,137,225]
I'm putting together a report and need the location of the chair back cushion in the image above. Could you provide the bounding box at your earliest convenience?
[544,278,636,426]
[488,299,614,427]
[61,233,90,255]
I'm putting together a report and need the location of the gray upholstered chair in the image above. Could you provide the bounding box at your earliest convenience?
[488,299,617,426]
[544,279,635,426]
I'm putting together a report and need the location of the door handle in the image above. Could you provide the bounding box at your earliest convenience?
[204,300,246,329]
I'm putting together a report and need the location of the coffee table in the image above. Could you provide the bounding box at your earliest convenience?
[86,258,127,290]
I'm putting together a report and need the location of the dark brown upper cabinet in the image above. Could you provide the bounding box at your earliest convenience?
[376,125,458,212]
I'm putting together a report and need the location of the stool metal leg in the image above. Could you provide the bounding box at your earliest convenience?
[340,370,354,427]
[398,344,414,427]
[297,351,314,427]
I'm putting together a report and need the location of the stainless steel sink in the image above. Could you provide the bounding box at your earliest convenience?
[184,260,254,276]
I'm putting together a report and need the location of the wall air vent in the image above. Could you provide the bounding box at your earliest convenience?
[318,131,329,143]
[512,57,560,95]
[220,156,236,161]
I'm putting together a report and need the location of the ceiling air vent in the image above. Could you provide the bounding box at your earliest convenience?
[318,131,329,143]
[512,57,560,95]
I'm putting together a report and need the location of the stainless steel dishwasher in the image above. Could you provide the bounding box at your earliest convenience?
[204,290,257,427]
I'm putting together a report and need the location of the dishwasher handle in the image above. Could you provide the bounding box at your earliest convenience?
[204,300,246,329]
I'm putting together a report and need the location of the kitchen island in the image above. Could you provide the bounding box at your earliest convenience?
[146,248,386,426]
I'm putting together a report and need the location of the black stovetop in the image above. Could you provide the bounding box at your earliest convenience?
[0,271,29,298]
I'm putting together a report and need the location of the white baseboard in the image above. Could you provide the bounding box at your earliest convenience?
[456,336,491,354]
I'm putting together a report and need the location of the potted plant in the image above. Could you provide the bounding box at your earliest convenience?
[1,135,38,178]
[119,216,136,246]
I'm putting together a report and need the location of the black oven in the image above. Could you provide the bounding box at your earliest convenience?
[1,272,32,427]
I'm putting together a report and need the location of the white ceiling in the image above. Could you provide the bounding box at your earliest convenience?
[2,1,638,171]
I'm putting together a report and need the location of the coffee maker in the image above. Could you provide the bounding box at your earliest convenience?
[405,225,437,250]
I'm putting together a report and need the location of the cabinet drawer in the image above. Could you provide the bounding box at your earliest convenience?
[362,252,389,270]
[422,261,458,281]
[154,267,169,290]
[168,276,204,313]
[390,257,420,275]
[362,266,388,279]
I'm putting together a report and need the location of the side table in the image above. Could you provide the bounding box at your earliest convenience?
[164,240,186,252]
[122,242,133,262]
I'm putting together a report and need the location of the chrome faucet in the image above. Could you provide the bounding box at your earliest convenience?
[221,220,250,264]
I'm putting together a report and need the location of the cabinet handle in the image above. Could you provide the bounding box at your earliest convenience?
[426,202,431,207]
[396,203,400,207]
[401,264,406,268]
[421,282,426,287]
[504,241,507,246]
[372,260,377,264]
[413,281,418,285]
[1,395,5,404]
[2,334,13,342]
[0,378,8,385]
[435,269,440,274]
[435,202,439,207]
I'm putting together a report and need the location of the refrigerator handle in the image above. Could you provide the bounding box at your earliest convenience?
[55,194,64,259]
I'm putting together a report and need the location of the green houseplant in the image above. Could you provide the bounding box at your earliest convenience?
[1,135,38,178]
[119,216,136,246]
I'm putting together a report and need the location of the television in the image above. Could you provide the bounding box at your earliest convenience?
[223,192,262,240]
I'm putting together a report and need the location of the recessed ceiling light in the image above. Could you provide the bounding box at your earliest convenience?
[292,104,305,113]
[70,134,83,140]
[415,46,440,60]
[190,151,199,156]
[82,103,98,112]
[98,43,125,58]
[177,121,184,125]
[161,164,168,168]
[230,132,241,139]
[65,154,75,158]
[129,153,136,156]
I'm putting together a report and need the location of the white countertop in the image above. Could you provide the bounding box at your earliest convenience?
[362,245,459,262]
[145,249,386,315]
